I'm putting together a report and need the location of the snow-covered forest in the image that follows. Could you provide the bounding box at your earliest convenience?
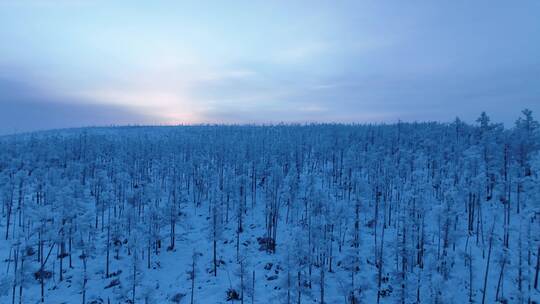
[1,110,539,304]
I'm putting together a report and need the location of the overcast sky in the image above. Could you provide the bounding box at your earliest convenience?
[1,1,539,134]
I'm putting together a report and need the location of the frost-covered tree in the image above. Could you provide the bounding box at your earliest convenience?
[0,114,538,303]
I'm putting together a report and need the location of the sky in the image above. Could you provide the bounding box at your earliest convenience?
[1,1,539,134]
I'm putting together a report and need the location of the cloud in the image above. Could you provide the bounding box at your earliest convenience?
[57,64,263,125]
[272,42,330,64]
[0,76,161,135]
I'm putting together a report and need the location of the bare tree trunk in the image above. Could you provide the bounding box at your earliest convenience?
[106,222,110,278]
[18,255,24,304]
[535,245,539,290]
[190,254,196,304]
[320,261,325,304]
[82,252,88,304]
[131,255,136,304]
[69,225,73,268]
[468,246,473,303]
[213,208,217,277]
[377,221,385,304]
[287,267,291,304]
[297,271,302,304]
[240,260,245,304]
[5,199,12,240]
[495,256,506,301]
[11,246,18,304]
[481,221,495,304]
[252,270,255,304]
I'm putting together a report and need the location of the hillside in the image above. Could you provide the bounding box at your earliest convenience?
[0,115,539,303]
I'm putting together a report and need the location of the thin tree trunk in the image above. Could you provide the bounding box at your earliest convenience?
[535,245,539,290]
[252,270,255,304]
[191,255,195,304]
[495,257,506,301]
[11,246,18,304]
[481,221,495,304]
